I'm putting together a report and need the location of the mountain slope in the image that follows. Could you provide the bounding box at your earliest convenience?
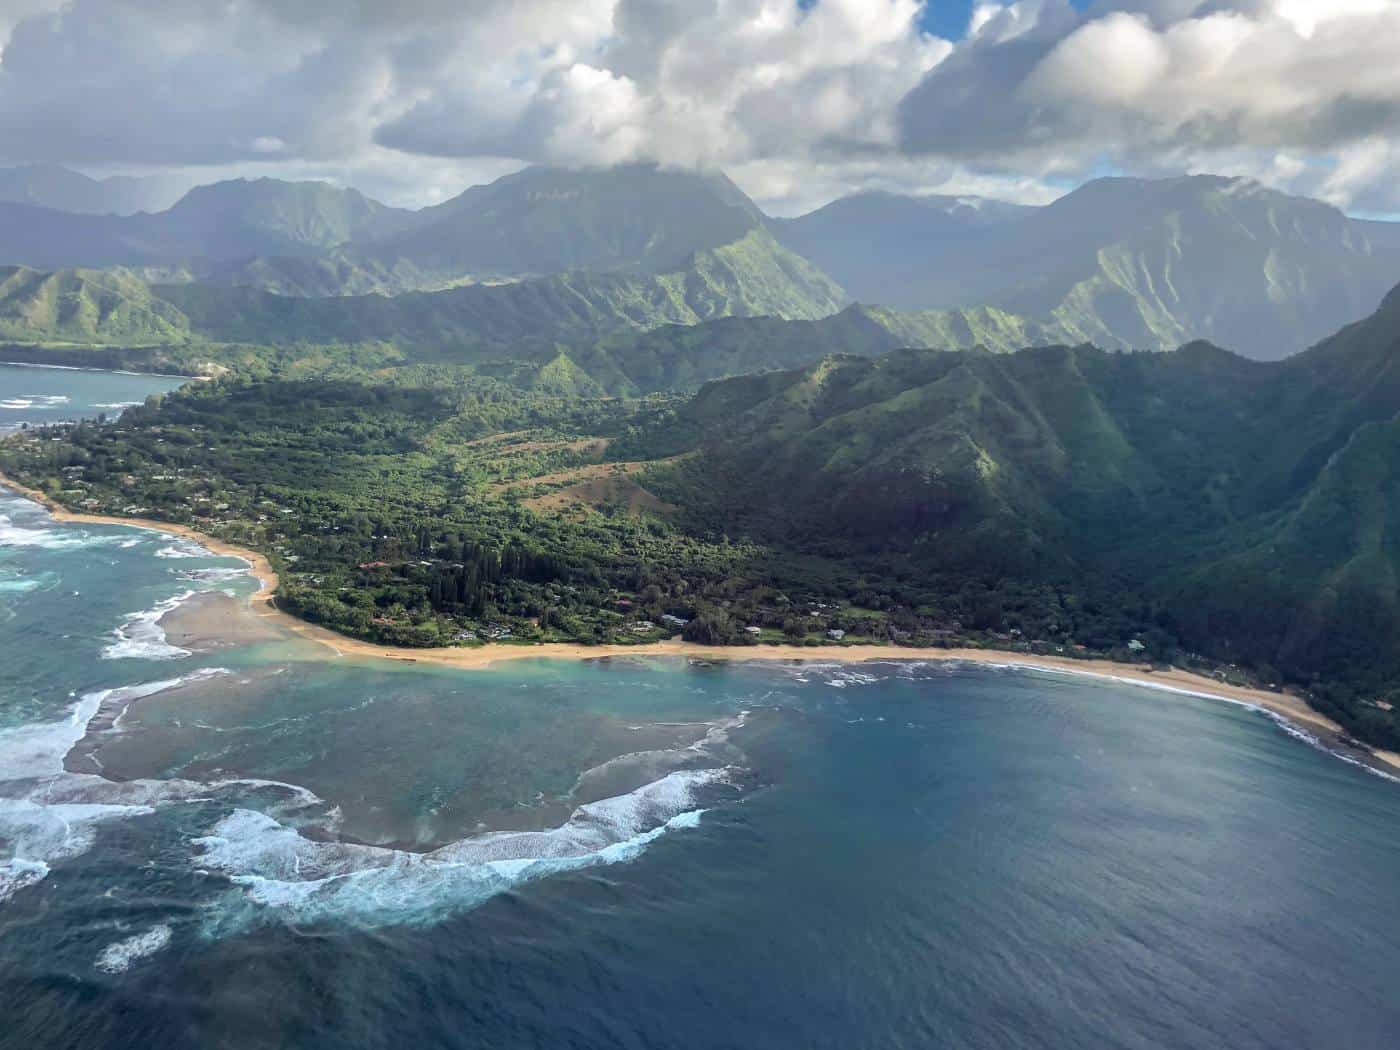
[0,179,415,271]
[783,176,1400,360]
[0,164,185,215]
[772,190,1031,311]
[153,179,416,255]
[153,227,845,352]
[0,266,190,344]
[355,164,768,281]
[648,287,1400,743]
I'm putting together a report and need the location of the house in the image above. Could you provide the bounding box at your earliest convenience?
[1127,639,1146,653]
[744,626,762,636]
[827,629,846,641]
[660,614,689,627]
[627,621,657,633]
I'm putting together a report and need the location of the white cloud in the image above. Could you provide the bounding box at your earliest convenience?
[0,0,1396,215]
[898,0,1400,210]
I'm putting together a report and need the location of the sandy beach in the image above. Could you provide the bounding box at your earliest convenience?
[5,475,1398,776]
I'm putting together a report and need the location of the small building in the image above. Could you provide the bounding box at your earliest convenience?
[660,614,689,627]
[827,629,846,641]
[744,626,762,636]
[1127,639,1146,653]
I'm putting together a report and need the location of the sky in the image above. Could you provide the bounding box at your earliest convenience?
[0,0,1396,215]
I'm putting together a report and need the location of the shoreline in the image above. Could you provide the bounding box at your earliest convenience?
[0,475,279,610]
[0,359,204,380]
[4,475,1398,777]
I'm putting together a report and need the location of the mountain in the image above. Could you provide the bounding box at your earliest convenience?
[352,165,769,282]
[648,285,1400,744]
[0,178,415,272]
[0,166,851,306]
[0,164,186,215]
[5,165,1397,361]
[0,266,190,344]
[560,307,908,395]
[771,190,1031,311]
[780,176,1400,360]
[154,227,845,351]
[0,263,1048,387]
[150,179,417,255]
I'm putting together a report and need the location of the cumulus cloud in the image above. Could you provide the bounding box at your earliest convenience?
[375,0,947,169]
[0,0,1396,214]
[898,1,1400,201]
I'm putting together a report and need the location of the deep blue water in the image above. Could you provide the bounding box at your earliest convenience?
[3,370,1400,1049]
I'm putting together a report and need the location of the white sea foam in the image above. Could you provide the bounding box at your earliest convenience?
[193,768,727,928]
[155,543,206,560]
[0,671,317,904]
[103,590,196,660]
[94,925,172,973]
[0,512,109,551]
[178,566,247,585]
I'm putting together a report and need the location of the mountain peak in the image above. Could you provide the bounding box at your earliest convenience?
[364,163,770,279]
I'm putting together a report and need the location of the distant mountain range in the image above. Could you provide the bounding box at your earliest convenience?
[776,175,1400,360]
[1,164,1399,361]
[0,164,187,216]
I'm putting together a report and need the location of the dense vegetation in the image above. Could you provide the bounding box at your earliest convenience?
[0,364,1193,672]
[639,291,1400,746]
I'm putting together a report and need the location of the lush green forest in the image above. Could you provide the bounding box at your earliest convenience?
[0,368,1188,668]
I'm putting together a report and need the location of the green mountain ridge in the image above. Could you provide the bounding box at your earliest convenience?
[645,287,1400,743]
[152,227,845,353]
[0,265,190,345]
[350,165,767,283]
[3,165,1397,362]
[780,175,1400,360]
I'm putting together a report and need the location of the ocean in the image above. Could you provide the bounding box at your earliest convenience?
[3,366,1400,1049]
[0,362,186,435]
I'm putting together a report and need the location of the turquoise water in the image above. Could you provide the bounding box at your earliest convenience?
[0,362,186,434]
[3,375,1400,1048]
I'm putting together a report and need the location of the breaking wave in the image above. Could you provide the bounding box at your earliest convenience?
[0,672,322,907]
[155,542,207,559]
[94,925,173,973]
[103,590,196,660]
[194,767,729,930]
[0,512,113,552]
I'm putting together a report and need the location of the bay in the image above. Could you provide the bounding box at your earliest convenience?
[0,362,186,434]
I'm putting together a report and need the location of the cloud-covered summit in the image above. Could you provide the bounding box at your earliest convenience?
[0,0,1395,213]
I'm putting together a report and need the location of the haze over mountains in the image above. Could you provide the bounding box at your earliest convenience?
[3,164,1399,364]
[0,164,187,216]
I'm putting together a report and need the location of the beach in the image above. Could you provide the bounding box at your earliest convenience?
[5,475,1398,777]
